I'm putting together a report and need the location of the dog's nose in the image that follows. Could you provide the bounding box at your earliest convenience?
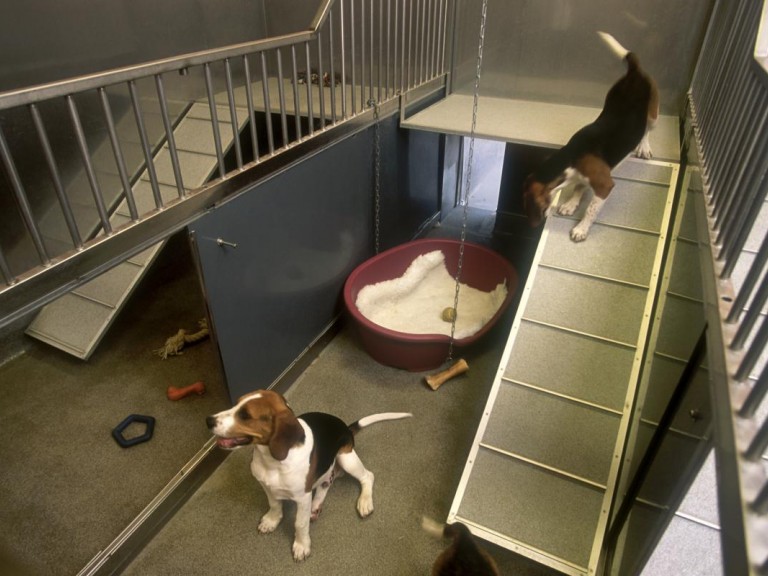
[206,415,217,430]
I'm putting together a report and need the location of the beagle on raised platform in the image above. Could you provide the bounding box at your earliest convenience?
[523,31,659,242]
[206,389,411,561]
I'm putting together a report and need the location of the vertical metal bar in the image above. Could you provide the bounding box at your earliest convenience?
[29,104,82,247]
[339,1,348,120]
[275,49,290,148]
[155,74,186,198]
[751,479,768,514]
[67,95,112,234]
[407,0,413,90]
[260,52,275,154]
[743,417,768,461]
[426,0,433,79]
[437,0,445,75]
[204,63,227,178]
[728,231,768,324]
[328,16,338,124]
[128,81,163,209]
[735,310,768,382]
[386,0,392,98]
[316,34,326,129]
[98,87,138,221]
[369,0,375,104]
[243,55,260,162]
[400,0,406,93]
[739,362,768,417]
[420,0,427,84]
[0,125,50,263]
[361,0,367,110]
[290,45,302,140]
[378,0,383,102]
[350,0,357,115]
[0,245,14,285]
[224,58,243,170]
[304,42,315,136]
[731,270,768,350]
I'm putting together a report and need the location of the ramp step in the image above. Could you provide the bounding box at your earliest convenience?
[450,158,679,574]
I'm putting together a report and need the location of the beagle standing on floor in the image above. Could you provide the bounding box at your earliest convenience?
[523,31,659,242]
[206,389,411,561]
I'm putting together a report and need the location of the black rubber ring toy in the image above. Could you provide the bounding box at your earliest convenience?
[112,414,155,448]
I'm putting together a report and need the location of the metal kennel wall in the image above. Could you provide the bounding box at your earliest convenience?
[684,0,768,572]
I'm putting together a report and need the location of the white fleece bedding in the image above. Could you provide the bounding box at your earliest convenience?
[355,250,508,339]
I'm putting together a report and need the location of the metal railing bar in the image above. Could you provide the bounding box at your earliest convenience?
[67,95,112,235]
[29,104,83,247]
[350,0,357,115]
[339,1,348,120]
[739,364,768,418]
[734,309,768,382]
[326,21,336,124]
[731,268,768,350]
[99,88,139,221]
[290,45,302,140]
[743,417,768,461]
[275,49,289,149]
[400,0,406,93]
[379,0,384,102]
[128,80,163,209]
[0,125,51,264]
[386,0,391,98]
[419,0,425,85]
[204,64,227,178]
[242,55,260,162]
[316,34,327,129]
[224,59,243,169]
[304,42,315,137]
[407,0,413,90]
[154,75,186,198]
[361,0,367,109]
[259,52,275,154]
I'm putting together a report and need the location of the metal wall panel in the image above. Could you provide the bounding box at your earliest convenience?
[451,0,713,114]
[0,0,268,92]
[191,115,440,401]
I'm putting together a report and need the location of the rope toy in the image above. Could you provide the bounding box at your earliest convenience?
[154,318,209,359]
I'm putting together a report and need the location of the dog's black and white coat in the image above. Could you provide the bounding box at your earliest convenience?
[206,390,411,561]
[523,32,659,241]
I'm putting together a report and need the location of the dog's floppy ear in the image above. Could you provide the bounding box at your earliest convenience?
[268,410,305,461]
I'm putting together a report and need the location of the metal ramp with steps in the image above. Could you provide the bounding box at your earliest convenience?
[25,99,249,359]
[447,158,678,574]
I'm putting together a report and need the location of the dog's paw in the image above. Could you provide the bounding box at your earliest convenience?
[570,225,590,242]
[292,540,311,562]
[357,494,374,517]
[557,197,580,216]
[310,505,323,522]
[634,142,653,159]
[258,511,282,533]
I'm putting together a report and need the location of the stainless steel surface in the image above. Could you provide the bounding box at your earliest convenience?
[688,0,768,572]
[451,0,712,115]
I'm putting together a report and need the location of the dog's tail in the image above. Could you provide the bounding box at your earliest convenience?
[597,31,639,70]
[349,412,412,434]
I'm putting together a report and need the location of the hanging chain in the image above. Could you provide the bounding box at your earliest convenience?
[447,0,488,362]
[370,99,382,254]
